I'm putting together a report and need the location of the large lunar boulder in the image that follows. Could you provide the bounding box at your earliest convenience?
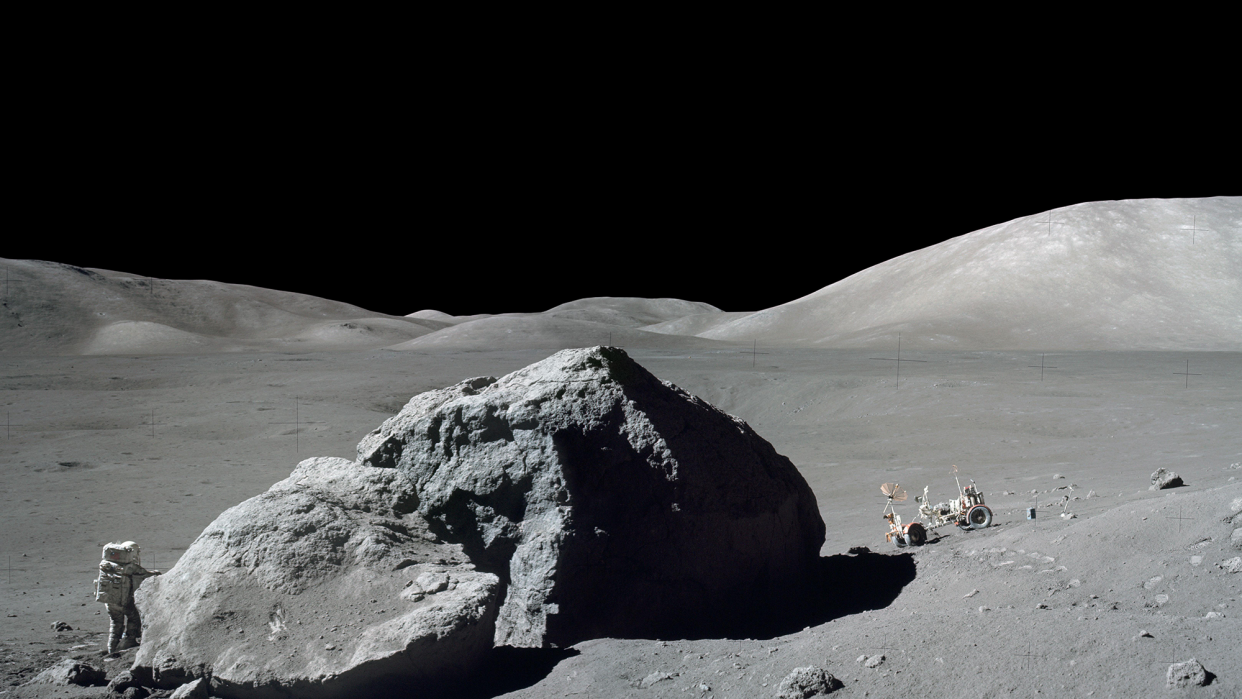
[356,346,825,647]
[133,457,500,698]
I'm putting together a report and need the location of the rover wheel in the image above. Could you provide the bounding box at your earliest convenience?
[968,505,993,529]
[905,523,927,546]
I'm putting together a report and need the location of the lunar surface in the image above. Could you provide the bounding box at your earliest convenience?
[1,197,1240,697]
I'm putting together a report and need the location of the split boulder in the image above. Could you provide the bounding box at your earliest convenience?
[132,346,825,696]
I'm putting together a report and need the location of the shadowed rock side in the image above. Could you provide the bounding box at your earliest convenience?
[357,347,825,648]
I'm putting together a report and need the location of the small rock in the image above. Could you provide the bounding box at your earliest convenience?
[978,606,991,613]
[1086,490,1095,499]
[1054,474,1065,479]
[963,589,979,598]
[171,678,210,699]
[107,670,139,694]
[1140,630,1153,637]
[1166,658,1207,689]
[1154,594,1169,606]
[775,666,838,698]
[1231,528,1242,550]
[864,654,885,668]
[121,687,150,699]
[856,655,867,663]
[50,620,72,632]
[1061,512,1076,519]
[1204,611,1224,619]
[639,671,675,688]
[1219,556,1242,573]
[1149,468,1183,490]
[1035,603,1049,610]
[1190,555,1203,566]
[698,683,711,692]
[24,658,105,687]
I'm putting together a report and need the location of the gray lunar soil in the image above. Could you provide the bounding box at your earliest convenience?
[1,196,1240,698]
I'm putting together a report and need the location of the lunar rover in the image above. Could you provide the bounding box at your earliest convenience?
[882,465,994,547]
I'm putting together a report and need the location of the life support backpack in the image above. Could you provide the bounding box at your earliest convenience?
[95,542,139,605]
[94,561,130,605]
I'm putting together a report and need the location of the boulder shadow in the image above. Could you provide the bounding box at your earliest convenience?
[631,548,918,642]
[393,647,580,699]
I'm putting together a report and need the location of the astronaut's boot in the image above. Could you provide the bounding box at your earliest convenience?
[116,635,137,651]
[107,607,124,654]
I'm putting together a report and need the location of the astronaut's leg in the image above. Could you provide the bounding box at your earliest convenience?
[118,600,142,649]
[106,604,124,654]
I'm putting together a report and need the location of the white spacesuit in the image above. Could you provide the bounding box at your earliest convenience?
[94,541,160,654]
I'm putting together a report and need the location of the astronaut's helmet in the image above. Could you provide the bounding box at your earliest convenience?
[102,541,140,566]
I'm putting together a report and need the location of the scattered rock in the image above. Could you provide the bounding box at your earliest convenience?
[49,620,72,632]
[107,670,140,694]
[863,654,885,668]
[171,678,210,699]
[23,658,106,687]
[1232,528,1242,550]
[1061,512,1077,519]
[963,589,979,598]
[775,666,839,698]
[1219,557,1242,573]
[1035,603,1048,610]
[1190,556,1203,566]
[1228,463,1241,471]
[1204,611,1224,619]
[1150,468,1183,490]
[639,671,675,688]
[1053,474,1065,479]
[1086,490,1096,499]
[1166,658,1207,689]
[1140,630,1153,638]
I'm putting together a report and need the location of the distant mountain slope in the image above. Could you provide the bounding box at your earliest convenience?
[384,313,730,352]
[542,297,721,328]
[0,260,442,355]
[701,197,1242,350]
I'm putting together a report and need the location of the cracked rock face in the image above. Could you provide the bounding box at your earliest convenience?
[357,346,825,648]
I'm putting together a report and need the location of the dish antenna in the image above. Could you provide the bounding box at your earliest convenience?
[881,482,907,502]
[880,482,907,518]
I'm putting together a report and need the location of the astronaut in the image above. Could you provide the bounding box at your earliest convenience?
[94,541,161,654]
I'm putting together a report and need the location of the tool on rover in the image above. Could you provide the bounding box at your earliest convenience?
[880,482,927,548]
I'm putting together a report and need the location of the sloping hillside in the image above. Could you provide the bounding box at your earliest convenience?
[0,260,443,355]
[701,197,1241,350]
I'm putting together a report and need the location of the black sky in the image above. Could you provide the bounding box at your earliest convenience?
[8,38,1233,317]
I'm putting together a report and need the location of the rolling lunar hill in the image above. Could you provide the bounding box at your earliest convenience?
[0,260,449,356]
[699,197,1241,350]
